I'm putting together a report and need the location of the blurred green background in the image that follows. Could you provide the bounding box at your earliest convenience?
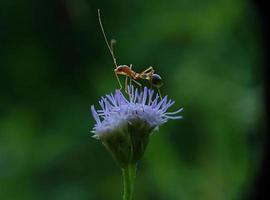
[0,0,265,200]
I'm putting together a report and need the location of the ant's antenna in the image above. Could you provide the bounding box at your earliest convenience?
[98,9,118,69]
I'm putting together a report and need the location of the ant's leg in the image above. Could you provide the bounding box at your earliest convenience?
[140,68,155,89]
[132,79,142,87]
[149,69,154,89]
[129,64,133,86]
[114,71,122,90]
[140,66,154,75]
[144,68,155,77]
[157,88,163,99]
[125,75,128,93]
[140,68,155,81]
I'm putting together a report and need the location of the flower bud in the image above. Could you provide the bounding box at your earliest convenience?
[91,86,183,168]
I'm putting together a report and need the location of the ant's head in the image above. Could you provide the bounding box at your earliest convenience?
[114,65,129,75]
[151,74,163,88]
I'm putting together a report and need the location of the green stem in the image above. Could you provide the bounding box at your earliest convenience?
[122,164,137,200]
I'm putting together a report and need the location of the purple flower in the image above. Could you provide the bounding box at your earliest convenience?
[91,86,182,137]
[90,85,183,167]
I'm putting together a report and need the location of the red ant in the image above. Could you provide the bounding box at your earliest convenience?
[98,9,163,97]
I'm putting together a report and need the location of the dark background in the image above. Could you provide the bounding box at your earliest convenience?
[0,0,268,200]
[249,0,269,199]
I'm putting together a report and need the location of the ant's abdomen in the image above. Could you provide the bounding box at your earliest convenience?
[150,74,163,88]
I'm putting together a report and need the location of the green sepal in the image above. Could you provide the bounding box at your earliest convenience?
[100,119,154,168]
